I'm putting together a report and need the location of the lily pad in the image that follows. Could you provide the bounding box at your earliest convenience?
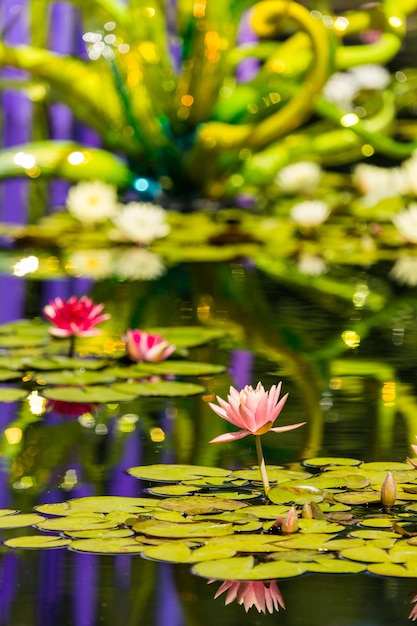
[132,520,234,538]
[111,381,206,397]
[0,513,46,528]
[302,457,362,468]
[339,545,390,563]
[136,361,225,376]
[192,556,306,581]
[37,370,116,385]
[147,327,225,348]
[35,514,116,532]
[70,537,145,554]
[0,388,28,402]
[4,535,71,549]
[41,385,138,403]
[126,464,231,482]
[158,496,248,515]
[24,356,108,370]
[268,487,323,505]
[306,558,366,574]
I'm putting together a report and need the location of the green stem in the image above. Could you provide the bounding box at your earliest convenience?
[255,435,270,496]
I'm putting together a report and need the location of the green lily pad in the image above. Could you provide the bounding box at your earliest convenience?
[126,464,231,482]
[306,558,366,574]
[192,556,306,581]
[0,335,48,348]
[67,496,162,512]
[63,528,135,539]
[35,514,116,532]
[360,462,414,471]
[333,491,381,505]
[0,388,28,402]
[268,487,323,505]
[0,513,46,528]
[4,535,71,549]
[111,381,206,397]
[358,518,395,528]
[41,385,138,403]
[242,505,291,519]
[339,545,390,562]
[298,519,346,533]
[277,534,338,550]
[136,361,225,376]
[37,370,116,385]
[142,542,237,563]
[27,357,108,370]
[70,537,145,554]
[147,327,225,348]
[349,529,400,540]
[158,496,248,515]
[147,485,202,496]
[132,520,234,538]
[367,562,417,577]
[303,457,362,468]
[0,370,23,381]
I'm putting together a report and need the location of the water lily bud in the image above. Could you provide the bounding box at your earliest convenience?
[301,503,313,519]
[381,471,397,508]
[281,506,299,533]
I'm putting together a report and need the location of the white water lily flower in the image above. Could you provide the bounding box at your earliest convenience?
[322,72,359,110]
[352,163,406,204]
[392,204,417,244]
[349,64,391,91]
[297,253,327,276]
[276,161,321,194]
[290,200,330,228]
[116,248,165,280]
[112,202,170,244]
[390,255,417,286]
[66,181,118,223]
[67,249,114,279]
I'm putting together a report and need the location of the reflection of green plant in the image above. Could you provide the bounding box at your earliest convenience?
[1,0,417,198]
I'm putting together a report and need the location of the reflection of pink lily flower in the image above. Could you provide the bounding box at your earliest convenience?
[210,580,285,613]
[43,296,110,338]
[209,381,305,444]
[409,591,417,621]
[123,329,176,363]
[47,400,97,418]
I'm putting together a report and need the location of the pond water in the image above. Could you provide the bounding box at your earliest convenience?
[0,257,416,625]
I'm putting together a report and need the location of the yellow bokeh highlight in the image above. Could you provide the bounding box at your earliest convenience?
[5,427,22,445]
[341,330,360,348]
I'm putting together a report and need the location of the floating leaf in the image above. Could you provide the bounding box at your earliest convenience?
[132,520,234,538]
[360,462,414,471]
[277,534,338,550]
[192,555,256,580]
[0,370,23,381]
[147,327,225,347]
[63,528,134,539]
[41,385,138,403]
[126,464,231,482]
[306,558,366,574]
[268,487,323,505]
[303,457,362,468]
[0,513,46,528]
[298,519,346,534]
[333,491,381,505]
[0,388,28,402]
[358,518,395,528]
[66,496,161,512]
[349,529,400,540]
[143,542,237,563]
[147,485,202,496]
[243,505,291,519]
[158,496,247,515]
[27,357,108,371]
[70,538,145,554]
[111,381,206,397]
[136,360,225,376]
[4,535,71,549]
[339,545,390,563]
[367,562,417,577]
[35,514,116,532]
[38,370,116,385]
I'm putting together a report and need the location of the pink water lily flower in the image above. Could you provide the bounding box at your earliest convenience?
[124,329,176,362]
[43,296,110,338]
[209,381,305,444]
[211,580,285,614]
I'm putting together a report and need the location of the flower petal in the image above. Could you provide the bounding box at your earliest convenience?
[209,430,251,444]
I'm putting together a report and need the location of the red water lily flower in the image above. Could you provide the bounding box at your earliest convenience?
[209,381,305,444]
[43,296,110,338]
[123,329,175,362]
[211,580,285,614]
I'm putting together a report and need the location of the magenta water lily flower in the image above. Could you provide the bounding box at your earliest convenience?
[209,381,305,444]
[211,580,285,614]
[123,329,175,363]
[43,296,110,338]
